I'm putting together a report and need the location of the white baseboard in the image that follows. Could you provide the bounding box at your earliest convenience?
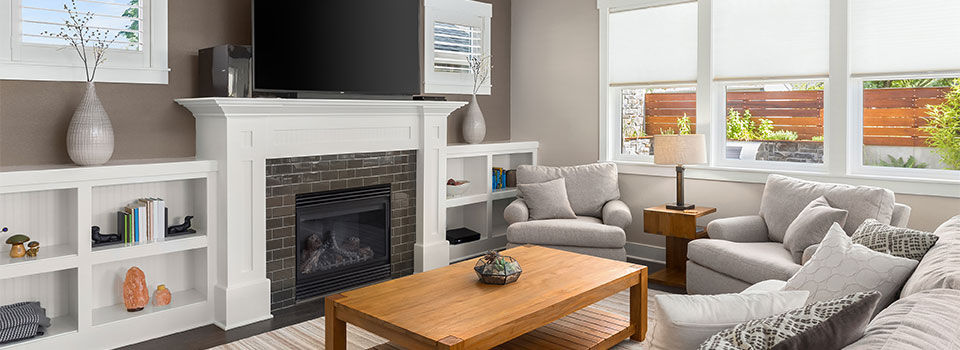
[625,242,666,264]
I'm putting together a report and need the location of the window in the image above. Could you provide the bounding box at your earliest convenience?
[722,82,825,166]
[599,0,959,195]
[0,0,168,84]
[607,2,697,161]
[423,0,491,95]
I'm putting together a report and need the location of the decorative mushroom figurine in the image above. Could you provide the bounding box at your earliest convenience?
[5,233,30,258]
[25,241,39,257]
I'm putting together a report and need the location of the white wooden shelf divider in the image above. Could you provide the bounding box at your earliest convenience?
[0,159,217,350]
[443,141,538,263]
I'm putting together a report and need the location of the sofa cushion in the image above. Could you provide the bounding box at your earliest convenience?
[700,291,880,350]
[851,218,939,261]
[784,223,918,315]
[516,163,620,218]
[783,196,849,263]
[759,174,896,242]
[517,177,577,220]
[901,215,960,298]
[687,240,801,284]
[650,291,809,350]
[505,219,626,248]
[845,289,960,350]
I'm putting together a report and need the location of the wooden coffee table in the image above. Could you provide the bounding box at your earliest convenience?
[325,245,648,350]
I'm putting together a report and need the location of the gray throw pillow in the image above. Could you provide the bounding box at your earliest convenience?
[851,218,939,261]
[699,291,881,350]
[782,196,849,263]
[784,223,918,314]
[517,178,577,220]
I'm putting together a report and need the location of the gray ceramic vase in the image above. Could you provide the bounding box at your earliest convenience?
[67,82,114,166]
[462,94,486,144]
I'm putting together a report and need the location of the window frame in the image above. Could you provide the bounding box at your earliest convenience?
[0,0,169,84]
[849,72,960,182]
[609,83,698,164]
[423,0,492,95]
[597,0,960,197]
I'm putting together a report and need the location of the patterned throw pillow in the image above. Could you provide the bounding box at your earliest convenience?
[852,218,939,261]
[699,291,881,350]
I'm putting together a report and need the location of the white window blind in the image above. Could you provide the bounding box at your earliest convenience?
[433,21,481,73]
[850,0,960,75]
[20,0,142,51]
[714,0,828,79]
[608,2,698,85]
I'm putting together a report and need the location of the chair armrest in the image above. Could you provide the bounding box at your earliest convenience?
[602,200,632,229]
[801,244,819,265]
[892,203,911,227]
[504,198,530,225]
[706,215,770,242]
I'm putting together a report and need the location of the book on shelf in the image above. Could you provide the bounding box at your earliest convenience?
[117,198,168,244]
[491,167,511,190]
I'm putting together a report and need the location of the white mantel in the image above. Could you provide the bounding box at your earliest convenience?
[175,97,466,330]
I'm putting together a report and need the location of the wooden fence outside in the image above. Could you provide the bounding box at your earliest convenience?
[637,87,949,147]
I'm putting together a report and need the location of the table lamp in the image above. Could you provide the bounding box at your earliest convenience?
[654,134,706,210]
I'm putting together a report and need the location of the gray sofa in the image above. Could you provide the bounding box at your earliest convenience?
[687,174,912,295]
[503,163,630,260]
[742,215,960,349]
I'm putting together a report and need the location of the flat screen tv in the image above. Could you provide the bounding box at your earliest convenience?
[253,0,421,96]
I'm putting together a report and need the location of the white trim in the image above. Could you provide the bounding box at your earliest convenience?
[625,242,665,264]
[0,0,169,84]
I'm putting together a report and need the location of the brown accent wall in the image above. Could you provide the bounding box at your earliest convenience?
[0,0,511,167]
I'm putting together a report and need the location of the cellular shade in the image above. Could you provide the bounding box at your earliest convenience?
[851,0,960,75]
[608,2,698,85]
[714,0,829,79]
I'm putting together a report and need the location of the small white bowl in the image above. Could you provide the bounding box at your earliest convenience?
[446,181,472,197]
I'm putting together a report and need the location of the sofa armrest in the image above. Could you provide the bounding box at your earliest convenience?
[602,200,632,229]
[891,203,911,227]
[706,215,770,242]
[504,198,530,225]
[801,244,819,265]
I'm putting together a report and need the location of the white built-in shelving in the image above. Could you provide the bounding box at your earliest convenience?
[0,158,217,349]
[444,141,538,262]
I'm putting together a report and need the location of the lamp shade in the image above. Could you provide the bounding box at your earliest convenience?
[654,134,707,165]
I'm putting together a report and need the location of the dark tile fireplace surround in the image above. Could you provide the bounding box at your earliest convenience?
[266,151,417,310]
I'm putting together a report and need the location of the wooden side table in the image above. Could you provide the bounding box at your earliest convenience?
[642,205,716,288]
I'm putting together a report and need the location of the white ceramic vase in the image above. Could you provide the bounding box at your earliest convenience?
[462,94,486,144]
[67,82,115,166]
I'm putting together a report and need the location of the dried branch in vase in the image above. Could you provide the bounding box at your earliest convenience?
[39,0,120,82]
[468,54,492,95]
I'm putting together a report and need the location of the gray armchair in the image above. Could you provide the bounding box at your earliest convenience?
[686,174,912,294]
[504,163,631,260]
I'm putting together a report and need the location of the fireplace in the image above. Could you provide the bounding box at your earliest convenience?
[294,185,392,301]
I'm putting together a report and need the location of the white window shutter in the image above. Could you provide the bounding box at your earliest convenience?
[424,0,492,95]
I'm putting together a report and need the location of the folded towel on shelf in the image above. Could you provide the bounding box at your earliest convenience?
[0,302,50,344]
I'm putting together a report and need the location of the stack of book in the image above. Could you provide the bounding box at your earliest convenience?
[492,167,509,190]
[116,198,168,243]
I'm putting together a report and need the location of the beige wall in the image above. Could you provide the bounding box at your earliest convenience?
[0,0,511,167]
[510,0,599,166]
[510,0,960,253]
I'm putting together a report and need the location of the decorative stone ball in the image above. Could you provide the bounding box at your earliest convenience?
[154,284,172,307]
[123,267,150,312]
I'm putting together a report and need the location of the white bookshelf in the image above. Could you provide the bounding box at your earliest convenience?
[444,142,538,262]
[0,159,217,349]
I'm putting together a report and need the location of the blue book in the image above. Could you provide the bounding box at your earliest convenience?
[134,207,140,242]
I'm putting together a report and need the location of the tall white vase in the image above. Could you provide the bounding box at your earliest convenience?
[462,94,486,144]
[67,82,115,166]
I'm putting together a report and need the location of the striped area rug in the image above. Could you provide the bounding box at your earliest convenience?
[211,289,665,349]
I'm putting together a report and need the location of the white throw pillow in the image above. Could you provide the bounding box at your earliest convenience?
[650,291,810,350]
[784,222,918,315]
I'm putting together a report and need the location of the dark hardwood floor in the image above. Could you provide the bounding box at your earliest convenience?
[124,258,677,350]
